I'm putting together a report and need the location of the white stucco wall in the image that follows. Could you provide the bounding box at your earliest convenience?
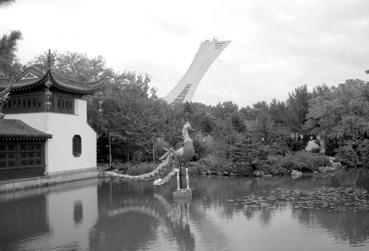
[5,99,97,174]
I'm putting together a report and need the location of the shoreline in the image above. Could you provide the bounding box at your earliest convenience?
[0,167,98,193]
[0,161,361,193]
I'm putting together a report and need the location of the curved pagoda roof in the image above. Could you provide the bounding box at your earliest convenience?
[0,66,103,95]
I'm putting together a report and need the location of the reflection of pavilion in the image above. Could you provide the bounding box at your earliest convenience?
[0,193,49,245]
[0,179,99,250]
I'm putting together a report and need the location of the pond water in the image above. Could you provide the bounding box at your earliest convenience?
[1,170,369,251]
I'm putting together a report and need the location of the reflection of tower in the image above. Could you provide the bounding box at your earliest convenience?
[165,39,231,105]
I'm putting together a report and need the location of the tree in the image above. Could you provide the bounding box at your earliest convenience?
[0,31,22,77]
[0,0,15,7]
[0,0,21,77]
[250,102,273,144]
[269,99,288,124]
[96,73,172,161]
[240,105,257,120]
[28,51,110,82]
[305,80,369,151]
[286,85,311,133]
[229,136,254,176]
[357,139,369,168]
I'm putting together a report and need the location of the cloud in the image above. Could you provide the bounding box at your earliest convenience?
[0,0,368,108]
[148,17,191,36]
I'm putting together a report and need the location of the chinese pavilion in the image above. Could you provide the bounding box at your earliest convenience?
[0,58,102,181]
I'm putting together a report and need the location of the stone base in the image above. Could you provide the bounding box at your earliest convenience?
[0,167,98,193]
[173,189,192,200]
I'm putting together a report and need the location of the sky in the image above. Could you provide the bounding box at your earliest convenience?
[1,0,369,107]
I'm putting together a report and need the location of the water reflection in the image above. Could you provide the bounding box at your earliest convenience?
[74,200,83,225]
[0,194,49,246]
[293,208,369,246]
[0,170,369,250]
[89,180,197,251]
[0,178,98,251]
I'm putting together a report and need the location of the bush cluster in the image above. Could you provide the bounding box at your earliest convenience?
[356,140,369,169]
[228,139,331,175]
[115,162,156,175]
[280,151,330,172]
[200,155,233,173]
[335,145,359,168]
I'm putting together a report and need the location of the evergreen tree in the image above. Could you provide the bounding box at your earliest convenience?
[0,0,15,7]
[0,0,21,77]
[0,31,22,77]
[357,139,369,168]
[335,145,359,168]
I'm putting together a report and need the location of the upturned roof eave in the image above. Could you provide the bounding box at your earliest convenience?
[49,71,103,94]
[0,67,103,95]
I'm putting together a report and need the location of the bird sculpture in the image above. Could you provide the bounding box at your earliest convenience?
[172,121,194,190]
[155,121,194,189]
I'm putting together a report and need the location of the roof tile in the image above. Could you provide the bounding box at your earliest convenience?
[0,119,52,139]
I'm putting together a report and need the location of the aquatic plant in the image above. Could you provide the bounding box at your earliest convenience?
[239,187,369,212]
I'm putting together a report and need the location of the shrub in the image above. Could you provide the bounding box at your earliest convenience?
[236,162,253,176]
[357,139,369,168]
[123,162,156,175]
[193,133,215,159]
[230,138,276,163]
[335,145,359,168]
[296,151,330,168]
[200,155,233,173]
[264,143,289,156]
[286,138,308,151]
[311,147,321,153]
[229,137,290,175]
[266,155,283,168]
[281,158,308,172]
[252,159,273,174]
[281,151,330,172]
[266,155,284,175]
[153,138,169,161]
[229,138,267,176]
[325,138,339,156]
[187,161,206,175]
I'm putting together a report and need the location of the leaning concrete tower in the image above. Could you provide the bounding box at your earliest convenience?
[165,39,231,105]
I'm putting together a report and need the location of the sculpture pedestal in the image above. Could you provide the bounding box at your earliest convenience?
[173,189,192,200]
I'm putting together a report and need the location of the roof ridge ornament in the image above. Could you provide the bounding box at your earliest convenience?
[47,49,52,72]
[45,49,53,111]
[0,82,14,119]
